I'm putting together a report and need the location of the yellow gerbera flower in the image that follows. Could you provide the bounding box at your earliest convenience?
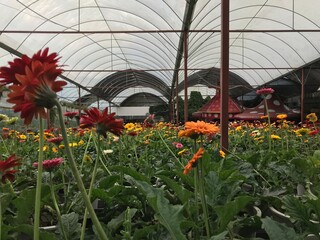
[270,134,281,140]
[306,113,318,123]
[219,150,226,158]
[277,114,287,119]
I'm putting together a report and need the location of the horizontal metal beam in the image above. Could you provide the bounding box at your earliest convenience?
[1,29,320,34]
[63,67,320,72]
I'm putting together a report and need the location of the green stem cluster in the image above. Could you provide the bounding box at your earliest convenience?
[54,99,108,240]
[49,172,67,239]
[80,134,101,240]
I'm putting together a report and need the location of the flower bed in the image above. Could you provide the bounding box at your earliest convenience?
[0,49,319,239]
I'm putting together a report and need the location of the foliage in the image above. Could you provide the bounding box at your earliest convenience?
[0,113,320,239]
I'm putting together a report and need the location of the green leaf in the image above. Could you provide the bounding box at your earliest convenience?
[313,150,320,159]
[157,174,193,203]
[61,212,81,239]
[209,231,228,240]
[261,217,301,240]
[111,165,149,182]
[98,175,121,189]
[214,196,253,233]
[133,225,164,240]
[107,208,137,233]
[129,177,187,240]
[282,195,311,223]
[12,185,51,224]
[1,224,56,240]
[308,198,320,222]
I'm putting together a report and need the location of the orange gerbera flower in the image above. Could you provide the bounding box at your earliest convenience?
[1,48,66,125]
[183,148,205,175]
[277,114,287,120]
[179,121,219,139]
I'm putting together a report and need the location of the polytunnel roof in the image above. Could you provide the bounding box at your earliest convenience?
[1,0,320,106]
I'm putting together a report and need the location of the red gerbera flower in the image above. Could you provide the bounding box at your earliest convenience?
[33,157,63,171]
[0,154,21,183]
[0,48,60,86]
[64,111,78,119]
[2,48,67,125]
[47,136,63,145]
[80,107,124,137]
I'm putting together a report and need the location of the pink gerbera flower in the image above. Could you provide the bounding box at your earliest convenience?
[33,157,63,171]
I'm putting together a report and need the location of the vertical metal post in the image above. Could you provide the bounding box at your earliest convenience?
[97,97,100,109]
[169,96,173,122]
[78,87,81,118]
[184,31,188,123]
[220,0,230,151]
[176,74,179,124]
[300,68,305,124]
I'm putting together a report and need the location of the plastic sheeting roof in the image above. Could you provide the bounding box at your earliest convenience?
[1,0,320,106]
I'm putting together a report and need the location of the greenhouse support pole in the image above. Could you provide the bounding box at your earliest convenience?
[184,31,188,123]
[97,97,100,109]
[220,0,229,151]
[301,68,305,124]
[78,87,81,118]
[176,74,179,124]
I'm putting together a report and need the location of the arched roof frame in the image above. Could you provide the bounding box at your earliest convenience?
[0,1,320,107]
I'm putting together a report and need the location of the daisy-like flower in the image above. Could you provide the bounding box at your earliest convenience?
[183,148,205,175]
[4,117,19,125]
[306,113,318,123]
[80,107,124,137]
[1,48,67,125]
[33,157,63,171]
[178,121,219,139]
[256,88,274,95]
[270,134,281,140]
[0,154,21,183]
[277,114,287,120]
[103,149,113,154]
[0,48,60,85]
[47,136,63,145]
[63,111,78,119]
[295,128,311,136]
[309,130,320,136]
[0,114,9,122]
[219,150,226,158]
[124,123,135,131]
[178,149,188,156]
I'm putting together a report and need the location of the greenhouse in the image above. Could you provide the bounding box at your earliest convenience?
[0,1,319,239]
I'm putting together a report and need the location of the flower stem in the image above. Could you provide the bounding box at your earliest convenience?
[34,117,44,240]
[80,131,93,170]
[264,98,272,151]
[54,100,108,240]
[198,136,210,237]
[49,172,67,240]
[199,158,210,237]
[80,134,100,240]
[156,129,184,167]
